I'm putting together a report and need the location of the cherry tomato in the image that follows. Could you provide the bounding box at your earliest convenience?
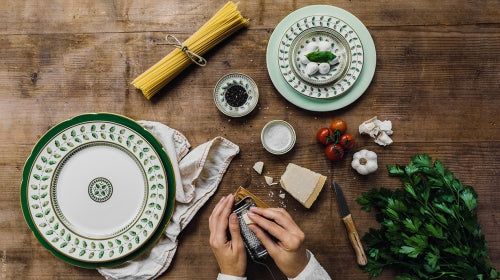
[325,143,345,161]
[339,133,355,149]
[330,119,347,135]
[316,127,334,145]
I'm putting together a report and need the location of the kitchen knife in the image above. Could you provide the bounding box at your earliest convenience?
[333,182,367,266]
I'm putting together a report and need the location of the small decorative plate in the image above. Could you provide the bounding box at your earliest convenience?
[290,27,350,85]
[214,73,259,117]
[21,113,176,268]
[278,15,364,99]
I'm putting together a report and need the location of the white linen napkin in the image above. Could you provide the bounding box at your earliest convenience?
[97,121,240,280]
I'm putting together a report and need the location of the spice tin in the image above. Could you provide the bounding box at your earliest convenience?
[214,73,259,117]
[261,120,296,155]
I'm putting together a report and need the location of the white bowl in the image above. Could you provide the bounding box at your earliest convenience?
[261,120,296,155]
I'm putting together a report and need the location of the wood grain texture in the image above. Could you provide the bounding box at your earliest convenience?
[1,0,499,279]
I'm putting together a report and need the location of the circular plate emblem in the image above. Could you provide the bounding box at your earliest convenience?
[88,177,113,203]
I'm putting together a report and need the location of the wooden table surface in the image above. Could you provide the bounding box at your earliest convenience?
[1,1,499,279]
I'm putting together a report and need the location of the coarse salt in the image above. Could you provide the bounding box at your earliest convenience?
[261,120,296,155]
[264,124,291,151]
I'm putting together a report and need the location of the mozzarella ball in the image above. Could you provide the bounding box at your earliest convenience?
[304,42,319,53]
[299,54,310,65]
[318,41,331,52]
[318,63,331,74]
[305,62,319,75]
[329,57,339,65]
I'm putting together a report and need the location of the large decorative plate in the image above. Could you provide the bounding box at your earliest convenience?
[267,5,376,111]
[278,15,364,99]
[21,113,176,268]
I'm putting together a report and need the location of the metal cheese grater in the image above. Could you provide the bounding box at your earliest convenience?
[232,196,268,260]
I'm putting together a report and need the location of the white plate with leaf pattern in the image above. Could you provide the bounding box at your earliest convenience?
[21,113,176,268]
[267,5,376,111]
[278,15,364,99]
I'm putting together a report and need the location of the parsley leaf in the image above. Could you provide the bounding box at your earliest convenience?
[358,154,499,279]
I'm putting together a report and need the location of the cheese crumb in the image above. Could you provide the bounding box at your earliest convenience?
[242,211,254,225]
[264,176,277,186]
[253,161,264,174]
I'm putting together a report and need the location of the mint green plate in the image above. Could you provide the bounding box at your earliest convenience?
[20,113,176,268]
[267,5,376,111]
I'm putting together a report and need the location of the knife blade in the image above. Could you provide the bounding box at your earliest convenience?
[333,182,367,266]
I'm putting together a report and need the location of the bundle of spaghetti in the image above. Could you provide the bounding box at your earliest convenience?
[132,1,249,100]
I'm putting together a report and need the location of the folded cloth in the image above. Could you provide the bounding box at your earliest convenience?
[98,121,240,280]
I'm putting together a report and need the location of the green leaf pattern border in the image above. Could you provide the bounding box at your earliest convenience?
[278,15,364,99]
[24,118,169,264]
[214,73,259,117]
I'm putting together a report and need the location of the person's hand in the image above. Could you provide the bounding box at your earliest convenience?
[208,194,247,277]
[247,207,309,278]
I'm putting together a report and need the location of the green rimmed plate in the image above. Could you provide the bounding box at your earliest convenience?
[20,113,176,268]
[267,5,376,111]
[278,15,364,99]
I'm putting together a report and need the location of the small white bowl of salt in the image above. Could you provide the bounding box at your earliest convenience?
[261,120,296,155]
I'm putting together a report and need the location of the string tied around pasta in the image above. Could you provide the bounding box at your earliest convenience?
[160,35,207,66]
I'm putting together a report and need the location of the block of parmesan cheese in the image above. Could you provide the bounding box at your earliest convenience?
[280,163,327,208]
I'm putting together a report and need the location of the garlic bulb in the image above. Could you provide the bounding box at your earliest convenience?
[351,149,378,175]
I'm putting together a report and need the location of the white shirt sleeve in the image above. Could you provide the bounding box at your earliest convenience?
[217,250,330,280]
[217,274,247,280]
[288,250,331,280]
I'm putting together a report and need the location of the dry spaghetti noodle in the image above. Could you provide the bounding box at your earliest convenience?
[132,1,249,100]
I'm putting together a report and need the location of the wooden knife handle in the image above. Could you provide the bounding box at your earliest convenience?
[342,214,368,266]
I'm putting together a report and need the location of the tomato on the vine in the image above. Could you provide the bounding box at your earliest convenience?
[316,127,334,145]
[339,133,355,149]
[330,119,347,135]
[325,143,345,161]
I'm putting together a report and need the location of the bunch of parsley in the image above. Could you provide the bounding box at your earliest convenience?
[357,154,499,279]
